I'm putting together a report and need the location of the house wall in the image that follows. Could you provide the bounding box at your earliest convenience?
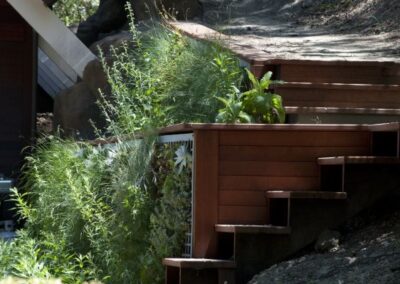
[0,0,36,176]
[193,127,371,257]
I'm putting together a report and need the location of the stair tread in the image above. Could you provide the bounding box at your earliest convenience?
[163,258,236,269]
[266,190,347,199]
[368,122,400,131]
[285,106,400,115]
[215,224,291,234]
[318,156,400,165]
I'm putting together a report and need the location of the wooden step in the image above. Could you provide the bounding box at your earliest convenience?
[318,156,400,165]
[163,258,236,269]
[215,224,291,234]
[275,82,400,109]
[277,61,400,84]
[266,190,347,200]
[368,122,400,132]
[163,258,236,284]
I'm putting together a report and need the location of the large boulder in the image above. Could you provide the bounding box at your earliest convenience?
[77,0,202,47]
[53,31,134,139]
[53,81,104,139]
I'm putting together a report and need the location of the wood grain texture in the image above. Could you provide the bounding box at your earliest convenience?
[193,130,219,258]
[219,176,320,191]
[220,146,370,161]
[219,206,267,224]
[219,190,266,206]
[219,131,370,147]
[219,161,318,177]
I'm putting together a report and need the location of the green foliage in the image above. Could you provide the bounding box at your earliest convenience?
[216,69,286,123]
[1,6,282,284]
[100,20,242,135]
[53,0,99,26]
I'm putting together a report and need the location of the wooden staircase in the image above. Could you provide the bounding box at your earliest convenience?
[162,123,400,284]
[268,60,400,124]
[163,21,400,284]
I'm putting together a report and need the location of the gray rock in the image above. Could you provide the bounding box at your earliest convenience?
[314,229,341,253]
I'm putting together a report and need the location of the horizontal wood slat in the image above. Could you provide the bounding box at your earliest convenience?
[219,206,267,224]
[318,156,400,165]
[219,161,318,176]
[220,146,370,161]
[279,63,400,84]
[265,191,347,199]
[215,224,291,234]
[277,88,400,109]
[219,190,266,206]
[219,176,320,191]
[163,258,236,269]
[219,131,370,147]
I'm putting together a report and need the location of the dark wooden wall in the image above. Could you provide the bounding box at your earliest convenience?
[193,127,371,257]
[0,0,36,176]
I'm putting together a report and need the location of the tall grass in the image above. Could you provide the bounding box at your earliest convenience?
[1,13,242,283]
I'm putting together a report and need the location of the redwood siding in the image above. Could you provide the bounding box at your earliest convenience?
[0,1,35,176]
[217,130,370,225]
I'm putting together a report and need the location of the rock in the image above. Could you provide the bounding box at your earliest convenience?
[76,0,202,46]
[89,30,132,59]
[77,0,127,46]
[53,82,104,139]
[314,230,341,253]
[83,59,110,100]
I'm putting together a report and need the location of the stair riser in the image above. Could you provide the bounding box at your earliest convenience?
[278,63,400,84]
[275,87,400,109]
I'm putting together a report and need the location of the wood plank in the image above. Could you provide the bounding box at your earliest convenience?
[265,191,347,199]
[279,63,400,84]
[163,258,236,269]
[219,190,266,206]
[219,176,320,191]
[219,206,267,224]
[219,131,370,147]
[219,161,318,176]
[318,156,400,165]
[0,24,24,41]
[220,146,370,162]
[368,122,400,132]
[285,106,400,115]
[193,130,219,258]
[215,224,291,234]
[159,123,371,135]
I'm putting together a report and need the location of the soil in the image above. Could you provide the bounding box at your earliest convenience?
[248,196,400,284]
[201,0,400,62]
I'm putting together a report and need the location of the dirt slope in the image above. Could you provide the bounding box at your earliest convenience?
[201,0,400,62]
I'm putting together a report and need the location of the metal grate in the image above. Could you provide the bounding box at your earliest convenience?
[158,133,194,258]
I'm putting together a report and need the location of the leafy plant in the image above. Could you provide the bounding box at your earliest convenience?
[215,86,252,123]
[216,69,285,123]
[53,0,99,26]
[243,69,285,123]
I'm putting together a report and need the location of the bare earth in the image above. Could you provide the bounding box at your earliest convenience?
[201,0,400,62]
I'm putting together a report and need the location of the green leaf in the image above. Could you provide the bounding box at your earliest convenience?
[245,68,259,89]
[271,94,286,123]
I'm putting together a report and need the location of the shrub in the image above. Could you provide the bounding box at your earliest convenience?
[53,0,99,26]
